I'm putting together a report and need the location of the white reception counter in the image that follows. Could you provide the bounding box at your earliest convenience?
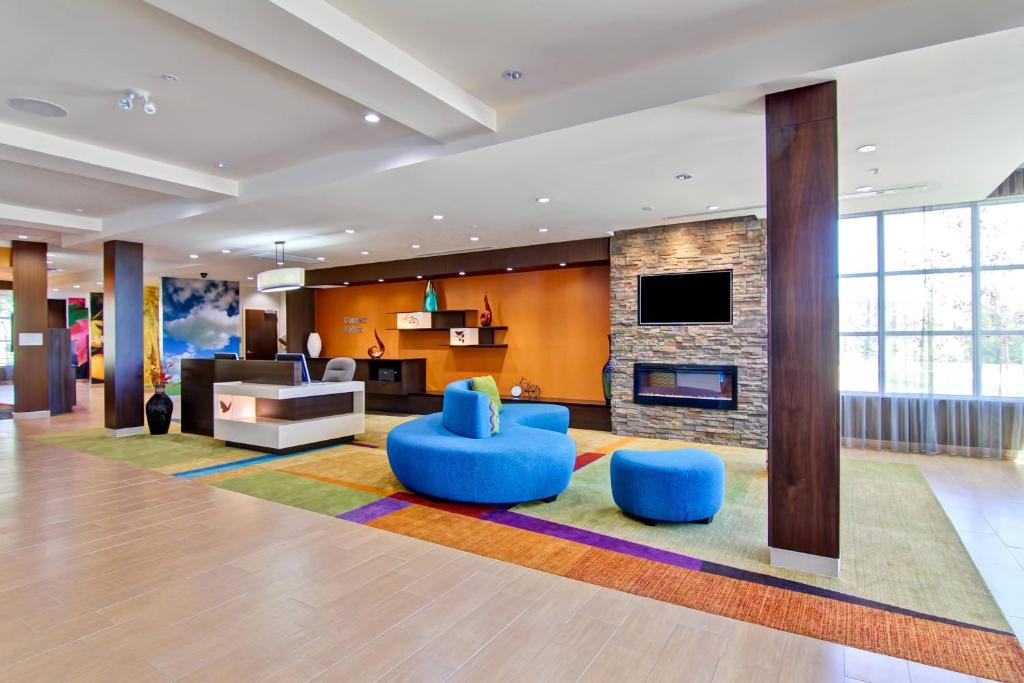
[212,380,365,453]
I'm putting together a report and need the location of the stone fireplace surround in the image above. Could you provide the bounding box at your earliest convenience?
[610,217,768,449]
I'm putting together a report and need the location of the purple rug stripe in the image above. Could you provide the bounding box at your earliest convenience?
[350,441,379,449]
[338,497,410,523]
[481,509,704,571]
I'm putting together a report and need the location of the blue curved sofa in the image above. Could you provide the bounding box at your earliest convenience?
[386,380,575,504]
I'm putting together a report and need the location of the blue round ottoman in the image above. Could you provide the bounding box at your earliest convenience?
[610,448,725,524]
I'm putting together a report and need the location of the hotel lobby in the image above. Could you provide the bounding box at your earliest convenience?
[1,1,1024,681]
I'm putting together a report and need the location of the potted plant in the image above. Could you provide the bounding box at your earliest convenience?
[146,362,174,435]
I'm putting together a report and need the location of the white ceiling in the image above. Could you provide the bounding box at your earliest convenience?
[1,0,1022,293]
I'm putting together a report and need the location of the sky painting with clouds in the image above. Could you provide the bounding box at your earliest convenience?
[161,277,240,382]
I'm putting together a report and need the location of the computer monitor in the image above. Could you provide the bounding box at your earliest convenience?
[213,352,238,360]
[275,352,311,383]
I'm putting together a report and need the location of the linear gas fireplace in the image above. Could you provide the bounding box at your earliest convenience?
[634,363,738,410]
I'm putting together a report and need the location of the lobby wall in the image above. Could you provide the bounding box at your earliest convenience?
[610,217,768,448]
[316,265,611,401]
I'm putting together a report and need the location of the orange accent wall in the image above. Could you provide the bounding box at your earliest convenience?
[315,265,611,401]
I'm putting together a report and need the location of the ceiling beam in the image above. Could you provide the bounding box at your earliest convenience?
[0,122,238,200]
[143,0,496,143]
[0,202,101,233]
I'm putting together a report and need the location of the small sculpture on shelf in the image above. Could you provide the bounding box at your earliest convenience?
[367,328,386,359]
[423,279,438,312]
[510,377,541,401]
[480,292,493,327]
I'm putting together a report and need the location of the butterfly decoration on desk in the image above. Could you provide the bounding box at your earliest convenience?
[219,400,232,414]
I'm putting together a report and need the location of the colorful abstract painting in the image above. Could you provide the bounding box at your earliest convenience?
[161,277,240,384]
[143,286,161,387]
[89,292,103,383]
[67,297,89,379]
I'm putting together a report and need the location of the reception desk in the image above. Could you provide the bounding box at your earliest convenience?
[213,380,364,454]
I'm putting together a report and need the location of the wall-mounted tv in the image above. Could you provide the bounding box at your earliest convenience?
[638,270,732,325]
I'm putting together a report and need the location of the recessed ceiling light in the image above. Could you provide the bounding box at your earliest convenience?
[7,97,68,118]
[432,214,444,221]
[364,112,381,123]
[538,227,549,233]
[416,275,423,279]
[675,173,693,181]
[469,236,479,241]
[221,249,231,254]
[74,208,85,213]
[706,205,720,211]
[17,235,27,239]
[343,281,350,286]
[411,244,420,249]
[276,261,284,266]
[506,267,513,271]
[161,73,178,82]
[73,284,81,289]
[606,230,614,236]
[344,228,355,234]
[361,250,369,255]
[857,144,877,153]
[867,168,880,175]
[458,271,466,276]
[559,262,567,267]
[316,256,326,261]
[246,276,254,281]
[95,281,102,286]
[641,206,654,211]
[378,278,384,283]
[46,260,53,264]
[855,186,874,192]
[502,70,524,81]
[536,197,550,204]
[189,254,199,259]
[51,288,59,292]
[216,161,230,169]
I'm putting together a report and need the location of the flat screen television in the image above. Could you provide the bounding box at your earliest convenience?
[638,270,732,325]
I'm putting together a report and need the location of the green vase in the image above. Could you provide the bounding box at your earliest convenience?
[424,280,438,312]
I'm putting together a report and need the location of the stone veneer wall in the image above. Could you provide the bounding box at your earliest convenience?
[610,217,768,448]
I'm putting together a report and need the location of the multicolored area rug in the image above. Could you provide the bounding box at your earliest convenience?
[35,416,1024,681]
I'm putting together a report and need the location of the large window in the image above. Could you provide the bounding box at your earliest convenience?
[839,198,1024,398]
[0,291,13,368]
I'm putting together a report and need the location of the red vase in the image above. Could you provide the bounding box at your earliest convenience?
[367,329,386,359]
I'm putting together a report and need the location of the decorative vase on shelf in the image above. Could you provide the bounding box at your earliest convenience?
[306,331,322,358]
[424,280,438,312]
[368,328,386,359]
[480,292,493,327]
[146,385,173,435]
[601,334,613,406]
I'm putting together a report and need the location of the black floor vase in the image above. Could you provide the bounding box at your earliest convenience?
[146,386,173,435]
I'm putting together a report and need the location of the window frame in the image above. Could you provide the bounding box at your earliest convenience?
[839,196,1024,399]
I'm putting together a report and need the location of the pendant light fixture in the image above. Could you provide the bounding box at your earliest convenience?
[257,241,305,292]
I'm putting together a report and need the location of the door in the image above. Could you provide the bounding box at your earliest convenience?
[244,309,278,360]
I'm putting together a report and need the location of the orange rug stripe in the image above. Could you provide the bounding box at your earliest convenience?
[368,504,1024,682]
[278,469,397,497]
[590,436,637,454]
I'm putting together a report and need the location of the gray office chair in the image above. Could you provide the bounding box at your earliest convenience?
[322,357,356,382]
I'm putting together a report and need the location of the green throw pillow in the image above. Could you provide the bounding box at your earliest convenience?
[471,375,503,413]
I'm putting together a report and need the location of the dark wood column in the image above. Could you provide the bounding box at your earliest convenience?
[286,287,315,355]
[12,241,50,417]
[765,81,840,576]
[104,240,144,436]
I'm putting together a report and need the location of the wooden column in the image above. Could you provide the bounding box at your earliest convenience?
[104,240,144,436]
[12,241,50,418]
[285,287,315,355]
[765,81,840,577]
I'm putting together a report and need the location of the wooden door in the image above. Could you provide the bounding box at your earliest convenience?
[244,309,278,360]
